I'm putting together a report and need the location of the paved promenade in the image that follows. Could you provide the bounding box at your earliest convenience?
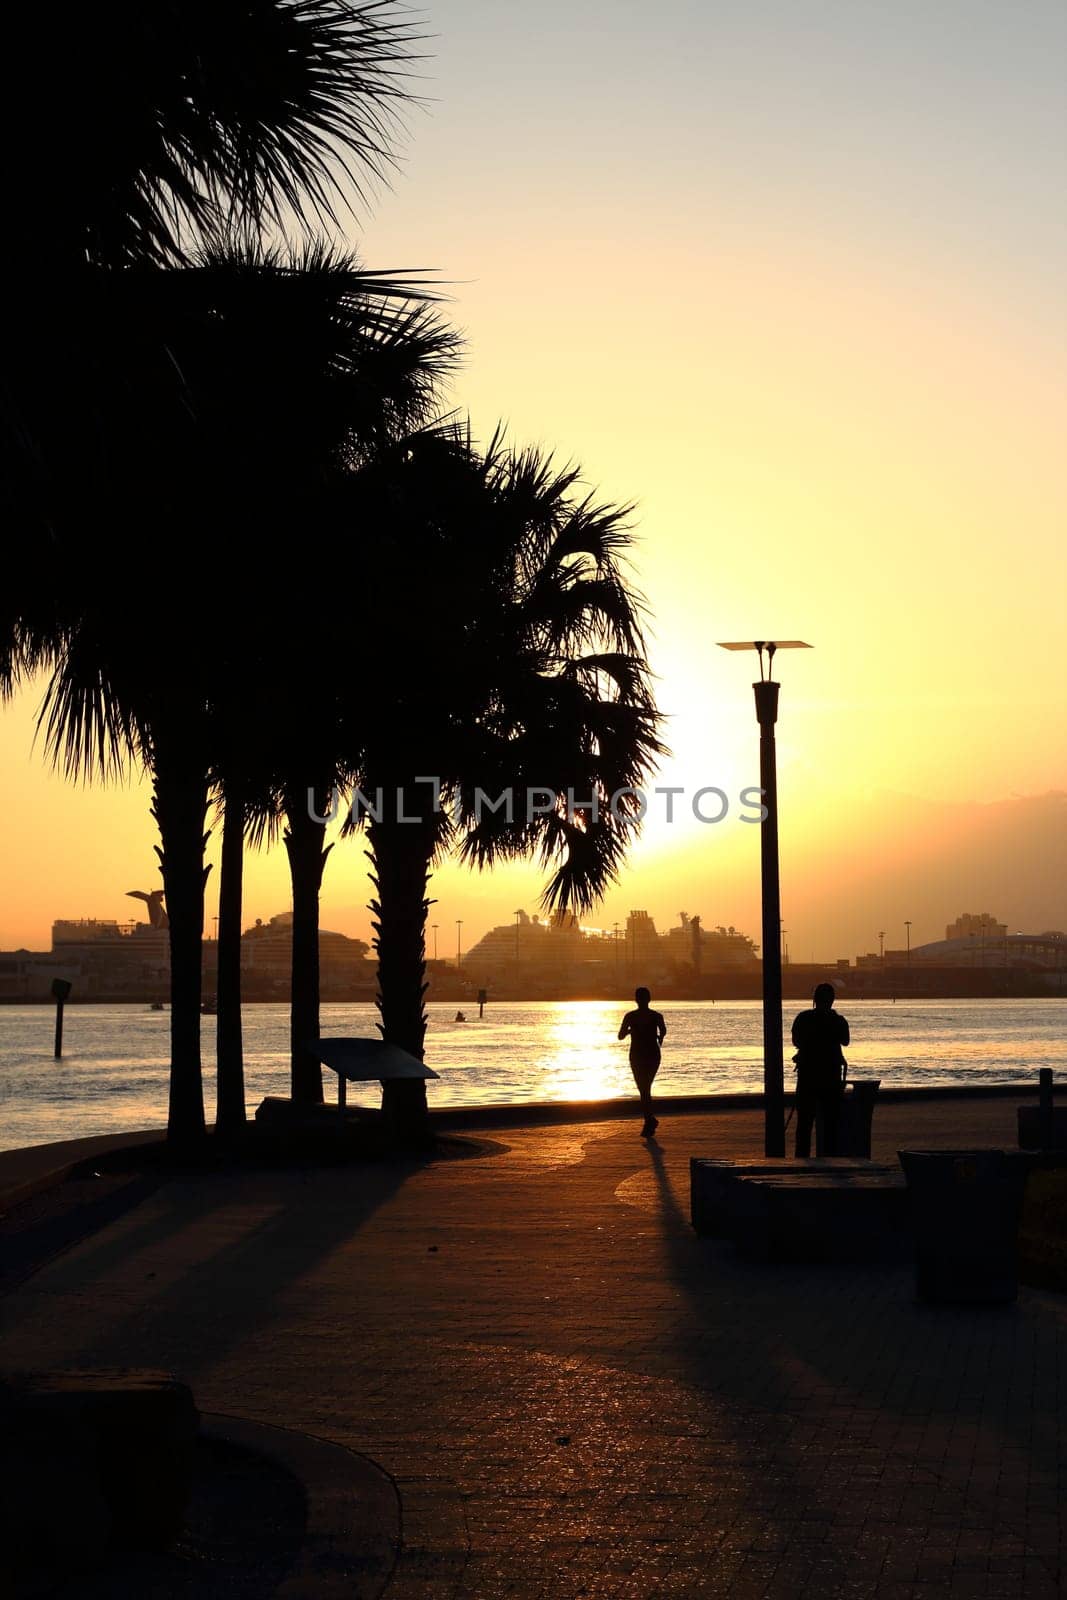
[1,1098,1064,1598]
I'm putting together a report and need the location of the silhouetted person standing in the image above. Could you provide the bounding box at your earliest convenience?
[791,982,849,1156]
[619,987,666,1137]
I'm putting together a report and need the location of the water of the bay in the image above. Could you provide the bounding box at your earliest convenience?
[1,998,1064,1152]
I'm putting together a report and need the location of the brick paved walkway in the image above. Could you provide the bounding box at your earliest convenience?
[1,1099,1063,1597]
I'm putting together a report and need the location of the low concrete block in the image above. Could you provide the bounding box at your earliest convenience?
[0,1368,198,1576]
[689,1156,894,1236]
[728,1172,910,1262]
[1017,1106,1067,1151]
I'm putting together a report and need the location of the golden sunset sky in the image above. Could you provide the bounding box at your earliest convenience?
[3,1,1065,961]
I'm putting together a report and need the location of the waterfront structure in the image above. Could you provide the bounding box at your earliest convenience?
[50,916,173,998]
[240,912,371,997]
[0,899,370,1001]
[0,916,158,1000]
[3,897,1062,1003]
[461,906,759,993]
[946,911,1008,942]
[662,913,759,970]
[908,932,1066,970]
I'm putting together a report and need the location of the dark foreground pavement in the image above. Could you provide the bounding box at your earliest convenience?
[1,1098,1064,1598]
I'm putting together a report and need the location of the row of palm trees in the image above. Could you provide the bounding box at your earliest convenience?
[2,2,663,1145]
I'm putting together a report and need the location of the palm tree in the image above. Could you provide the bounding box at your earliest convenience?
[349,429,664,1137]
[202,248,454,1121]
[214,773,249,1136]
[206,246,457,1107]
[4,2,431,1143]
[212,753,283,1136]
[38,247,456,1142]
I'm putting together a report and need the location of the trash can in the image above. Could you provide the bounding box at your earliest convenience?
[897,1149,1032,1304]
[819,1079,880,1158]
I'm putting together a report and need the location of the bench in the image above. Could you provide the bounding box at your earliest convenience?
[690,1156,895,1236]
[729,1171,909,1262]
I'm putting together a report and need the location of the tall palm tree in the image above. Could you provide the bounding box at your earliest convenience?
[349,429,664,1137]
[212,754,284,1135]
[4,2,431,1143]
[214,773,249,1136]
[205,246,457,1107]
[39,247,456,1142]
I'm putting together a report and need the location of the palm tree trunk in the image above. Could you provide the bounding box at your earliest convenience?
[152,755,209,1146]
[215,777,246,1134]
[368,804,435,1144]
[284,788,332,1105]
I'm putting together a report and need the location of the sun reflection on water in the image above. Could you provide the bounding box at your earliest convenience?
[534,1001,635,1103]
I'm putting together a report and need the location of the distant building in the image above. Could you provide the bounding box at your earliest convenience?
[945,912,1008,942]
[461,905,757,990]
[464,907,590,978]
[50,915,171,997]
[626,910,661,968]
[1,896,371,1001]
[463,909,551,967]
[240,912,371,997]
[0,950,81,1001]
[909,932,1066,970]
[662,912,759,970]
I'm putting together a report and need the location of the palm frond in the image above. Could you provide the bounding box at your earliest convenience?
[13,1,425,267]
[38,650,142,783]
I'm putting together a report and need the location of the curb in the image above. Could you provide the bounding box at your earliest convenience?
[2,1085,1058,1203]
[0,1131,164,1211]
[201,1412,400,1599]
[429,1081,1062,1131]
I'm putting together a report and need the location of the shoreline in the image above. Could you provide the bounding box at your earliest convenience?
[2,1080,1060,1207]
[4,986,1066,1005]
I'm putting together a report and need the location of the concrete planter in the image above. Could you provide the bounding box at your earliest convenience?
[1017,1105,1067,1151]
[898,1148,1032,1303]
[0,1370,197,1588]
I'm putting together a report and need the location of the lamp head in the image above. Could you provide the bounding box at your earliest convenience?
[717,640,812,681]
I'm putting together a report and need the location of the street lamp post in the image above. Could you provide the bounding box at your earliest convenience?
[719,640,812,1156]
[905,921,911,964]
[878,930,885,963]
[456,919,463,970]
[432,924,439,962]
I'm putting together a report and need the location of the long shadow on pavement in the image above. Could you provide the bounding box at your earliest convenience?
[635,1124,1064,1595]
[0,1152,433,1394]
